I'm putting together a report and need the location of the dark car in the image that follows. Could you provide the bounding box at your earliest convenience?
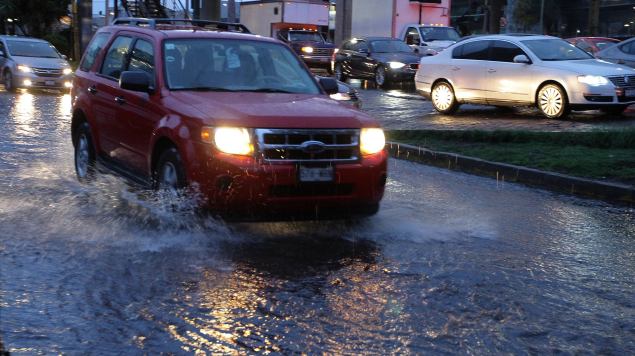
[566,37,619,56]
[277,29,335,73]
[596,36,635,68]
[71,18,387,221]
[333,37,422,87]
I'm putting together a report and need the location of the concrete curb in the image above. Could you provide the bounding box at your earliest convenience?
[387,142,635,205]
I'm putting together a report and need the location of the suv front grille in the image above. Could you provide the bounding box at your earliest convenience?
[608,75,635,87]
[255,129,360,163]
[312,48,333,57]
[32,67,62,77]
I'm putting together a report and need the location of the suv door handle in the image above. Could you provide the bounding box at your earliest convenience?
[87,86,97,94]
[114,96,126,105]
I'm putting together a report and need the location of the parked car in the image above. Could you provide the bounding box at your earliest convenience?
[415,34,635,118]
[400,24,461,56]
[596,36,635,68]
[71,18,387,221]
[333,37,422,87]
[277,29,335,73]
[566,37,619,56]
[0,35,73,92]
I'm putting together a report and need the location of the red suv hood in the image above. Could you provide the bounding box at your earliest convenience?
[169,92,378,128]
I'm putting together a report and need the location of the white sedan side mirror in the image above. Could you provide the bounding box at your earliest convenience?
[513,54,531,64]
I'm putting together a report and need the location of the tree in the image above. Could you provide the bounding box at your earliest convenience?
[512,0,560,34]
[0,0,70,37]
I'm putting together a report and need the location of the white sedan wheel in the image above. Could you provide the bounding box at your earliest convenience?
[432,82,455,112]
[538,84,566,118]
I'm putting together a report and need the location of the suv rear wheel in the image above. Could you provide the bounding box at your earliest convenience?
[74,122,97,182]
[431,81,459,114]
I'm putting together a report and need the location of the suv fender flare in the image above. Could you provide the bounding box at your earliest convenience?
[149,118,198,181]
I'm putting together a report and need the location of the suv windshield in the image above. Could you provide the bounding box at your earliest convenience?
[163,38,321,94]
[288,31,324,43]
[522,39,593,61]
[370,40,413,53]
[419,27,461,42]
[6,40,60,58]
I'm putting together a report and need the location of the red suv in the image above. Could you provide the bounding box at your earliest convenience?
[71,18,387,220]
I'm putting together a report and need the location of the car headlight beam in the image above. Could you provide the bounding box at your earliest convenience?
[360,128,385,155]
[207,127,253,155]
[578,75,609,86]
[388,61,406,69]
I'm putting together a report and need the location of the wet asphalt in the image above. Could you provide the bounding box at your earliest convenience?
[0,90,634,354]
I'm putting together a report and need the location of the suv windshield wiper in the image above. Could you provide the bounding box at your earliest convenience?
[173,86,238,92]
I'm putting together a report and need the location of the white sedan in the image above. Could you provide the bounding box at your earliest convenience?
[415,34,635,118]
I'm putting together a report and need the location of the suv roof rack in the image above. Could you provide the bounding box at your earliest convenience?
[111,17,251,34]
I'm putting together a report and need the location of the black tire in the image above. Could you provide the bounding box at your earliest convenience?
[536,83,570,119]
[74,122,97,183]
[334,63,347,81]
[430,81,460,114]
[4,70,16,93]
[600,105,627,117]
[375,65,390,88]
[153,147,187,192]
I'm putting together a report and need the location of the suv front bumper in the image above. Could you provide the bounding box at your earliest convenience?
[190,145,388,221]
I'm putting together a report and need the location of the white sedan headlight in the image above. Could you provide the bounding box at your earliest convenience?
[203,127,253,155]
[63,68,73,75]
[360,128,385,155]
[578,75,609,86]
[17,65,31,73]
[388,61,406,69]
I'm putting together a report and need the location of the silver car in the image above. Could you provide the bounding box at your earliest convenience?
[596,36,635,68]
[415,34,635,118]
[0,35,73,92]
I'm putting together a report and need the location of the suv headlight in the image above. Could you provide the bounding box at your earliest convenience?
[360,128,385,155]
[388,61,406,69]
[578,75,609,86]
[63,68,73,75]
[202,127,253,155]
[301,46,314,54]
[17,65,31,73]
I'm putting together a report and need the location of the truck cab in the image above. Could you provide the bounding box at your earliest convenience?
[277,29,335,73]
[400,24,461,56]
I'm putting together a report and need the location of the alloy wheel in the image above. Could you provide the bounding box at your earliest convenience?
[538,85,565,118]
[375,66,386,87]
[432,83,454,112]
[160,162,179,193]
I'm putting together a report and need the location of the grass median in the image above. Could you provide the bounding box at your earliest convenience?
[387,129,635,186]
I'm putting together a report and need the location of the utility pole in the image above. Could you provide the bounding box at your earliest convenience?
[227,0,236,22]
[488,0,504,34]
[104,0,109,26]
[539,0,544,34]
[588,0,600,36]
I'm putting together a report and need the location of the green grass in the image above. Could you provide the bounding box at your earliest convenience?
[387,130,635,186]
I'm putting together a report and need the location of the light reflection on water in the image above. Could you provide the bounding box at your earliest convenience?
[0,91,634,354]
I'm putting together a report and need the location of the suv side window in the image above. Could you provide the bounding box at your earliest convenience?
[405,27,420,45]
[100,35,133,79]
[459,40,490,60]
[489,40,525,62]
[128,39,154,84]
[79,32,110,71]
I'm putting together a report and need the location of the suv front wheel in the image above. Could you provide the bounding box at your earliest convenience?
[4,70,16,93]
[154,148,187,192]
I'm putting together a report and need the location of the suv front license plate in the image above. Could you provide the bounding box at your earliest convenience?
[299,166,334,182]
[625,88,635,97]
[45,80,55,86]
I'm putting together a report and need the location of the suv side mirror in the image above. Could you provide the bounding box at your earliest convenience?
[62,54,68,60]
[513,54,531,64]
[120,71,152,93]
[318,77,339,95]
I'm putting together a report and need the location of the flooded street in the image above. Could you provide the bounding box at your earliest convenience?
[1,91,634,353]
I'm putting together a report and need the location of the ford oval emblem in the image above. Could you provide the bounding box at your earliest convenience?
[300,140,326,154]
[625,76,630,84]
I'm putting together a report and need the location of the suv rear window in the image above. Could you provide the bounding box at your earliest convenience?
[163,38,320,94]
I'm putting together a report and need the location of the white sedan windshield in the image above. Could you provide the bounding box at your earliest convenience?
[163,38,320,94]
